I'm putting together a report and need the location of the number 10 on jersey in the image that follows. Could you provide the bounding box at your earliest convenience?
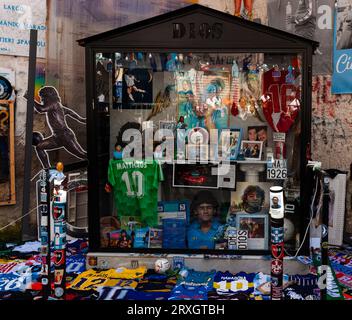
[121,171,145,198]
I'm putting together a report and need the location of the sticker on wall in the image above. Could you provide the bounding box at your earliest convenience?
[0,76,13,100]
[23,86,87,169]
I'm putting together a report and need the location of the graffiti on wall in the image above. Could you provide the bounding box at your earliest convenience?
[24,86,87,169]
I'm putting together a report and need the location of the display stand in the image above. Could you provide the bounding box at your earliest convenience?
[78,4,317,276]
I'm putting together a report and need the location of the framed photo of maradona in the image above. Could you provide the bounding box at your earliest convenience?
[236,213,269,250]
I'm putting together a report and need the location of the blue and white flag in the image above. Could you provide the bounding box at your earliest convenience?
[332,0,352,94]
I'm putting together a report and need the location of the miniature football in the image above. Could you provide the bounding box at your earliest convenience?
[154,258,170,273]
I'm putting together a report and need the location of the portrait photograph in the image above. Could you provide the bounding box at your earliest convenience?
[247,125,268,146]
[336,3,352,50]
[236,213,269,250]
[270,194,283,210]
[240,140,263,161]
[229,182,271,215]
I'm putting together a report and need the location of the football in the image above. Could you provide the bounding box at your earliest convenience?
[154,258,170,273]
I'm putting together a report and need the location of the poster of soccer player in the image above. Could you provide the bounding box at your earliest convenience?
[332,0,352,93]
[267,0,335,75]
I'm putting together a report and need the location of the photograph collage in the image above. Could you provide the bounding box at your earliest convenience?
[98,49,302,253]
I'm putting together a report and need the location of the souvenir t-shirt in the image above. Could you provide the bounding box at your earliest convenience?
[207,290,250,300]
[114,266,147,279]
[66,255,86,275]
[177,269,216,291]
[95,287,170,301]
[169,284,208,300]
[254,272,271,296]
[0,273,32,293]
[136,271,177,292]
[213,271,255,296]
[187,220,222,250]
[108,160,164,227]
[69,267,146,291]
[12,241,41,253]
[283,284,320,300]
[0,261,23,274]
[66,239,89,256]
[335,272,352,290]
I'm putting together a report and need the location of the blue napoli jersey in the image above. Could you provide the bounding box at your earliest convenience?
[66,255,86,274]
[126,290,170,301]
[177,269,216,291]
[0,273,27,292]
[96,287,170,300]
[169,284,208,300]
[187,221,222,250]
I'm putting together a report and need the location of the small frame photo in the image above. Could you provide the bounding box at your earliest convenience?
[236,213,269,250]
[247,126,268,146]
[219,128,242,161]
[240,140,263,161]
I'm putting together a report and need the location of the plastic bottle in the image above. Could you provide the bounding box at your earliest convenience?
[286,1,293,32]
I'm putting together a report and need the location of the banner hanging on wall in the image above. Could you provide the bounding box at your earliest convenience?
[0,0,47,58]
[332,0,352,94]
[267,0,334,76]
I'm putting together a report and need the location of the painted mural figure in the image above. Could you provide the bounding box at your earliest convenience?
[234,0,253,20]
[24,86,87,169]
[286,0,321,56]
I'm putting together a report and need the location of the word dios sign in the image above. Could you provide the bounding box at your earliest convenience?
[173,22,223,39]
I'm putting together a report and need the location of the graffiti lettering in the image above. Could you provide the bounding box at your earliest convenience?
[336,54,352,74]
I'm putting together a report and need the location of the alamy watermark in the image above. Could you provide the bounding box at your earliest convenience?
[118,124,237,175]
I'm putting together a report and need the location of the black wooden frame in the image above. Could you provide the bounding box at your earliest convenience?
[79,4,318,256]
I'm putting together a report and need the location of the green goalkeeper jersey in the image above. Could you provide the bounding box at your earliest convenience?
[108,159,164,227]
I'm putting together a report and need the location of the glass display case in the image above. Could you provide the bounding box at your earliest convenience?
[79,5,318,255]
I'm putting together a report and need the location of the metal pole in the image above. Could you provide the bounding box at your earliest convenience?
[270,186,285,300]
[39,169,51,299]
[52,162,67,300]
[22,29,38,240]
[321,175,330,300]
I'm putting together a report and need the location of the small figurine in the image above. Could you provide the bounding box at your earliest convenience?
[232,59,239,78]
[113,144,123,160]
[247,63,258,81]
[272,64,281,81]
[285,65,295,84]
[154,145,163,160]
